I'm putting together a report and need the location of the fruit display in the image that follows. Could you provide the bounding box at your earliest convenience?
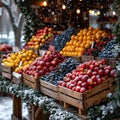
[0,44,12,52]
[40,57,79,85]
[84,36,112,57]
[2,49,38,73]
[51,27,77,52]
[23,51,65,78]
[25,27,54,49]
[58,59,115,93]
[98,40,118,58]
[60,27,107,57]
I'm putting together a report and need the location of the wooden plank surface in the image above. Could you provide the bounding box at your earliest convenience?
[13,96,22,120]
[59,93,84,109]
[2,71,12,79]
[23,74,38,83]
[40,86,59,100]
[23,79,39,90]
[40,80,58,91]
[1,63,12,73]
[58,86,83,100]
[84,89,110,109]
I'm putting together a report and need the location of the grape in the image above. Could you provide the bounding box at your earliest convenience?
[40,58,79,85]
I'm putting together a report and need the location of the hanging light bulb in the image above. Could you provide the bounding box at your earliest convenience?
[76,9,81,14]
[62,4,66,10]
[43,1,47,7]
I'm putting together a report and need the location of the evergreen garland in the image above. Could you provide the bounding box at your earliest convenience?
[15,0,45,42]
[0,77,80,120]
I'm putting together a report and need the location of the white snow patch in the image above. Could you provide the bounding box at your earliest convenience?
[0,97,28,120]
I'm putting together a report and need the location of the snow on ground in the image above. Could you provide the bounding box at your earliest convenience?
[0,97,28,120]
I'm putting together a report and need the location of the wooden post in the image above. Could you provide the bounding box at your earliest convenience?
[12,95,22,120]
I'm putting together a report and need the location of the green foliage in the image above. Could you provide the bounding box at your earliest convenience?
[15,0,45,42]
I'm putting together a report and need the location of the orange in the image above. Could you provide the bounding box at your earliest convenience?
[71,35,75,40]
[79,36,83,41]
[87,31,93,36]
[74,36,79,41]
[88,26,94,31]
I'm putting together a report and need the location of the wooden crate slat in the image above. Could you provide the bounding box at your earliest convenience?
[40,86,59,100]
[23,79,39,90]
[40,80,58,91]
[59,86,83,100]
[1,63,12,73]
[59,93,84,109]
[2,71,12,79]
[84,78,113,99]
[81,55,94,63]
[84,89,110,109]
[23,74,38,82]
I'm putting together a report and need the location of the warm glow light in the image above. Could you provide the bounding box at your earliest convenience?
[76,9,81,14]
[62,4,66,10]
[113,11,116,15]
[43,1,47,6]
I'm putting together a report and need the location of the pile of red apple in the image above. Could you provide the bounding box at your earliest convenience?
[23,51,65,78]
[58,59,115,93]
[0,44,12,52]
[25,27,54,49]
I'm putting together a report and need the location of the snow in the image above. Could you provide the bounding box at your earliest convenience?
[0,97,28,120]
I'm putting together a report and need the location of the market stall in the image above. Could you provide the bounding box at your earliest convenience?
[0,0,120,120]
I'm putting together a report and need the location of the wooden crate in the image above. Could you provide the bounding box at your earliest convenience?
[12,72,22,84]
[39,80,59,100]
[81,55,94,63]
[1,63,12,79]
[23,74,39,90]
[95,57,116,68]
[58,78,115,115]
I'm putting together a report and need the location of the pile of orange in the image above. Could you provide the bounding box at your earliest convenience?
[3,49,38,73]
[60,26,107,57]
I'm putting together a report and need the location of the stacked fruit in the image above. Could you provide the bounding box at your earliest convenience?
[51,27,77,52]
[25,27,54,49]
[40,58,79,85]
[60,27,107,57]
[84,36,112,57]
[3,49,38,73]
[98,40,118,58]
[0,44,12,52]
[58,59,115,93]
[23,51,64,78]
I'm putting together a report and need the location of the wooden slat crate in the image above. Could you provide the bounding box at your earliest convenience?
[12,72,22,84]
[58,77,115,115]
[81,55,94,63]
[23,74,39,90]
[39,80,59,100]
[95,57,116,68]
[1,63,12,79]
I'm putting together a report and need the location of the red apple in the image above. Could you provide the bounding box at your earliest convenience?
[80,87,86,93]
[98,69,104,76]
[45,62,51,67]
[81,82,87,88]
[77,81,82,86]
[69,84,75,89]
[51,60,57,66]
[87,78,93,85]
[87,70,92,77]
[75,86,81,92]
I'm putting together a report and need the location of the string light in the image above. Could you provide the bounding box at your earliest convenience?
[43,1,47,7]
[62,4,66,10]
[76,9,81,14]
